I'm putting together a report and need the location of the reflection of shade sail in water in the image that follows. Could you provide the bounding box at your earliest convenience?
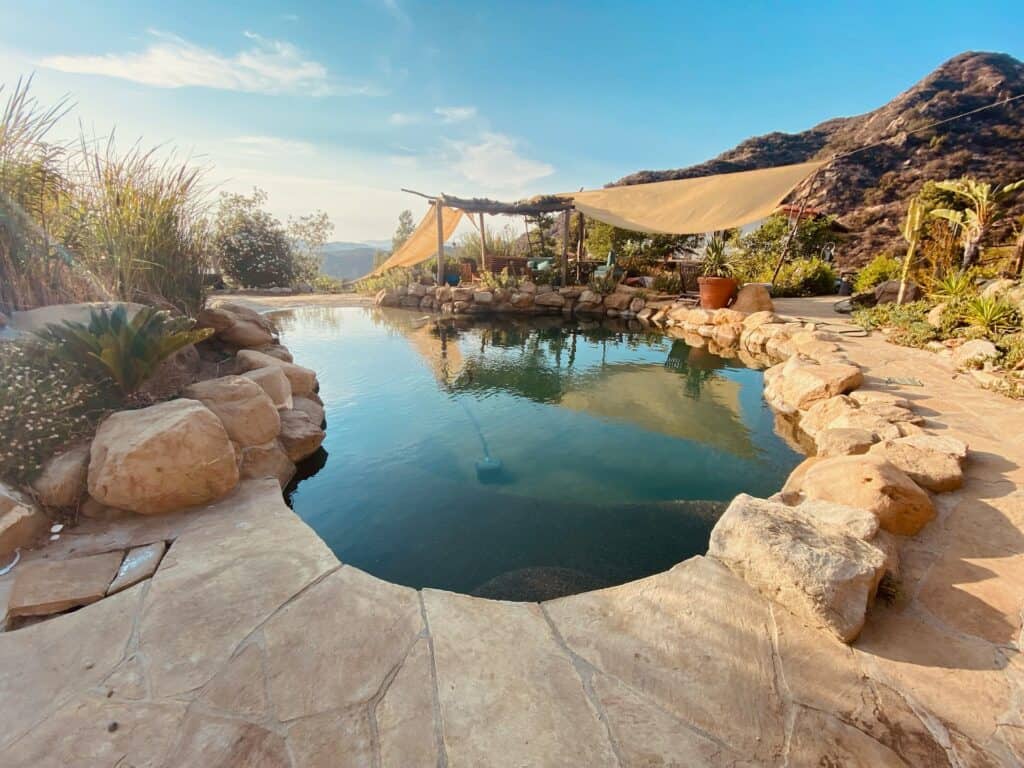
[558,365,753,458]
[399,318,755,458]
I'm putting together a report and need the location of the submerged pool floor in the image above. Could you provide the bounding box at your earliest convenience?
[276,306,801,600]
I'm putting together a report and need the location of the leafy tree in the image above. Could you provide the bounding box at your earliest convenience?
[731,213,840,284]
[392,209,415,252]
[213,188,295,288]
[288,209,334,283]
[585,220,699,263]
[930,177,1024,271]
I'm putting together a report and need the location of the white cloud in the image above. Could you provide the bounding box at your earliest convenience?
[434,105,477,123]
[448,132,554,189]
[40,30,343,96]
[388,112,423,126]
[228,135,316,157]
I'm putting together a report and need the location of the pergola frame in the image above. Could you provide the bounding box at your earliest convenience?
[402,188,578,284]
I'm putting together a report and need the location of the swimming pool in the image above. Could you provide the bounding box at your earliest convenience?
[275,306,802,600]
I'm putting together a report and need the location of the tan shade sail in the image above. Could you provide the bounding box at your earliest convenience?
[567,161,826,234]
[370,203,463,276]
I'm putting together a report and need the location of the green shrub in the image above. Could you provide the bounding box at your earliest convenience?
[214,189,295,288]
[480,267,519,291]
[311,275,344,293]
[928,271,976,302]
[854,254,902,293]
[0,340,111,485]
[37,305,212,395]
[652,271,682,294]
[355,267,413,295]
[772,257,838,297]
[588,273,618,295]
[853,300,939,347]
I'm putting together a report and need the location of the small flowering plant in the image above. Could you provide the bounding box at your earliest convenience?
[0,340,111,485]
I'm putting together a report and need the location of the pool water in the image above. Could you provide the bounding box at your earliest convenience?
[275,306,802,601]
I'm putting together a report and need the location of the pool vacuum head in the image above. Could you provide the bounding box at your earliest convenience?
[475,455,503,478]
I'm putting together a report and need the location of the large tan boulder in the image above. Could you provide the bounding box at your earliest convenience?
[88,399,239,515]
[32,443,90,508]
[784,454,935,536]
[709,494,886,642]
[240,441,296,488]
[241,366,293,410]
[0,483,48,558]
[292,396,325,427]
[534,292,566,308]
[198,305,277,348]
[815,428,875,457]
[771,359,864,411]
[868,437,964,492]
[236,350,317,397]
[798,395,859,438]
[278,410,325,463]
[731,284,773,314]
[951,339,999,370]
[603,292,632,311]
[184,376,281,448]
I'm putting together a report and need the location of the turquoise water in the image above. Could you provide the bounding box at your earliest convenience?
[275,306,801,600]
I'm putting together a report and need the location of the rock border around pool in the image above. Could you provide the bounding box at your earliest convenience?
[377,280,968,643]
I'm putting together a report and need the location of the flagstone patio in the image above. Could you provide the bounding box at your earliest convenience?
[2,305,1024,766]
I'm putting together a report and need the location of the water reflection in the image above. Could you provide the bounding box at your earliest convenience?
[271,306,802,599]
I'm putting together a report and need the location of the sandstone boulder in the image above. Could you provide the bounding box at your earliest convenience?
[292,396,325,427]
[0,483,48,558]
[742,310,777,329]
[894,433,968,462]
[88,399,239,515]
[236,350,317,397]
[825,409,903,441]
[578,289,601,305]
[816,428,875,457]
[874,280,922,305]
[253,344,293,363]
[778,361,864,411]
[241,366,293,411]
[473,291,493,304]
[709,494,886,642]
[785,454,935,536]
[451,287,473,302]
[240,441,296,488]
[198,305,276,348]
[952,339,999,370]
[184,376,281,448]
[603,292,632,311]
[534,292,566,308]
[799,395,859,438]
[278,410,325,463]
[713,308,746,325]
[868,438,964,492]
[32,443,90,508]
[731,284,773,314]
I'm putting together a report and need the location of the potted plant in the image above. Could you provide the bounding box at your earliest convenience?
[697,235,738,309]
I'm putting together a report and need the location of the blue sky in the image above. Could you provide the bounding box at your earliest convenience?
[1,1,1020,240]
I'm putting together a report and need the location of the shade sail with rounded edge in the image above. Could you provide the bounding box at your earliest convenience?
[566,161,826,234]
[369,203,463,277]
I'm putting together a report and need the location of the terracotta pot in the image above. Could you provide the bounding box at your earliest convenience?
[698,276,738,309]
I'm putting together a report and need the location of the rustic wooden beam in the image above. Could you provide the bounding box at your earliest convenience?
[435,201,445,286]
[479,212,487,273]
[561,210,569,286]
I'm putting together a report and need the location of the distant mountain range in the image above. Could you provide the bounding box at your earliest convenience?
[613,51,1024,267]
[318,240,392,280]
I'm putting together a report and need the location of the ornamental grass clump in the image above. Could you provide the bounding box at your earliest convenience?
[0,340,110,485]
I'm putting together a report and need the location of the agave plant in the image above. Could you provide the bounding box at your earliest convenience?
[962,296,1018,337]
[37,305,212,394]
[929,270,976,302]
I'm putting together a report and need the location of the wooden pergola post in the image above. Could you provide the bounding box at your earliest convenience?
[435,202,445,285]
[479,212,487,273]
[575,212,586,282]
[561,210,569,286]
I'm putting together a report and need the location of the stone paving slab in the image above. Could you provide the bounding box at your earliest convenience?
[1,314,1024,765]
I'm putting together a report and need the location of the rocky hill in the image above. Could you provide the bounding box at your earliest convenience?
[615,51,1024,267]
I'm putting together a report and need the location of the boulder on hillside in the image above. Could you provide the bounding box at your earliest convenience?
[183,375,281,448]
[731,284,774,314]
[241,366,293,411]
[951,339,999,370]
[278,410,325,463]
[32,443,90,508]
[236,349,317,397]
[783,454,935,536]
[709,494,887,642]
[88,399,239,515]
[873,280,922,305]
